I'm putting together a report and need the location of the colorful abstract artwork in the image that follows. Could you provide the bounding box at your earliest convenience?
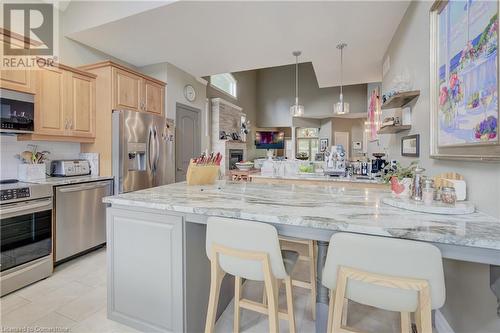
[368,87,381,142]
[437,0,498,147]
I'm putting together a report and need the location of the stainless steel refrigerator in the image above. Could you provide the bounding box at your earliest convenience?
[112,110,175,194]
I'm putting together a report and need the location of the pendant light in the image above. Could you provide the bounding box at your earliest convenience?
[334,43,350,115]
[290,51,304,117]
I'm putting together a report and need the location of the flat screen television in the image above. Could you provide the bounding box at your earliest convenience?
[255,131,285,149]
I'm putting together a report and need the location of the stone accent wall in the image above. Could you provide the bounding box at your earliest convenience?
[211,98,247,175]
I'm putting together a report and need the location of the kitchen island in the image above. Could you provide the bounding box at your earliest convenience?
[104,181,500,333]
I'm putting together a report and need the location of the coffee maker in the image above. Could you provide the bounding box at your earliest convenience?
[370,153,387,177]
[324,145,346,177]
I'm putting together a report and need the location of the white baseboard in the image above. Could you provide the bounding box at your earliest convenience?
[435,310,455,333]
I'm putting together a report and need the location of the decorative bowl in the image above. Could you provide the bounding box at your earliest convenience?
[235,163,253,171]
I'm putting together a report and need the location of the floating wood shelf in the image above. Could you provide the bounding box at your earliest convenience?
[377,125,411,134]
[381,90,420,109]
[331,113,367,119]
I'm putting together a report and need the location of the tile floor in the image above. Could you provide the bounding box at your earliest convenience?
[1,247,402,333]
[1,248,138,333]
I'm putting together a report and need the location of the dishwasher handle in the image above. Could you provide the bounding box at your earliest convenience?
[57,181,111,193]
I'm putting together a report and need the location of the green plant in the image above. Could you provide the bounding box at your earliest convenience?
[382,161,418,184]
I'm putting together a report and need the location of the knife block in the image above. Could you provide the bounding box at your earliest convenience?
[186,162,219,185]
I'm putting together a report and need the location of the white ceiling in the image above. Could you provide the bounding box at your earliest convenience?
[66,1,410,87]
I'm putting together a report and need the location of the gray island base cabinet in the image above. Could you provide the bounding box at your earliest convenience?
[104,181,500,333]
[106,208,232,333]
[107,208,185,332]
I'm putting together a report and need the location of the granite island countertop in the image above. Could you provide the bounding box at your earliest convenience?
[104,181,500,252]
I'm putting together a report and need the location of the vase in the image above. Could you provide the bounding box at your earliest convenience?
[390,176,412,198]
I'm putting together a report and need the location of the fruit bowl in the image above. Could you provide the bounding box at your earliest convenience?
[235,162,253,171]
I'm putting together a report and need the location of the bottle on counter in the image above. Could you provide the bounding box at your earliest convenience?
[422,178,435,205]
[411,165,426,201]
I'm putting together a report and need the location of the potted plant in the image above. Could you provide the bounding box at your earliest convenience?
[383,161,418,198]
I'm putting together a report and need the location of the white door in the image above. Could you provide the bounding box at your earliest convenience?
[175,104,201,182]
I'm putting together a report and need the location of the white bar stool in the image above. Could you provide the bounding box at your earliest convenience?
[205,217,299,333]
[322,233,445,333]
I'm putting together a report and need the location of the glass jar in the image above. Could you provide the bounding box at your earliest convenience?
[441,187,457,205]
[422,179,435,205]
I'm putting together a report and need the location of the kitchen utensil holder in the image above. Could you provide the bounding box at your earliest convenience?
[186,162,219,185]
[18,164,46,181]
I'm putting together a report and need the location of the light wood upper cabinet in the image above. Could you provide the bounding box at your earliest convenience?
[65,71,96,138]
[112,68,142,111]
[78,61,166,175]
[35,67,65,135]
[18,65,97,142]
[0,36,36,94]
[143,80,164,114]
[0,69,35,94]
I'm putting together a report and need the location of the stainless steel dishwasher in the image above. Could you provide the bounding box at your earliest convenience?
[54,180,113,263]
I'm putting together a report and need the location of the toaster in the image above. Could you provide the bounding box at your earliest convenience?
[49,159,91,177]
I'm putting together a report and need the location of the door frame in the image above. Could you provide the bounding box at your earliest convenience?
[175,103,202,182]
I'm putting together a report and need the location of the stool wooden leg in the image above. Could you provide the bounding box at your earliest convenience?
[416,286,432,333]
[332,268,348,332]
[285,276,296,333]
[341,298,348,326]
[205,256,226,333]
[263,268,279,332]
[262,283,267,305]
[309,240,317,320]
[234,276,242,333]
[400,312,411,333]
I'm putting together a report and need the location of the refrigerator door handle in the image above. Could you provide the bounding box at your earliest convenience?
[147,127,154,173]
[154,126,160,173]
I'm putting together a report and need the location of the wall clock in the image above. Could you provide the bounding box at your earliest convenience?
[184,84,196,102]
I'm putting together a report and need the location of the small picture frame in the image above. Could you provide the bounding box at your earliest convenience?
[320,138,329,152]
[401,134,420,157]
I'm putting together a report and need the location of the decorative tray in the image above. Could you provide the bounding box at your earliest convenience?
[382,197,475,215]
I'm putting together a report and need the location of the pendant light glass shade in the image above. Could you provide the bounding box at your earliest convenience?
[334,43,349,115]
[290,103,304,117]
[290,51,304,117]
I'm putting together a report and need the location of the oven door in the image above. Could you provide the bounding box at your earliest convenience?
[0,88,35,133]
[0,198,52,272]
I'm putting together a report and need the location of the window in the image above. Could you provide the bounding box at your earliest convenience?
[210,73,237,98]
[296,128,319,161]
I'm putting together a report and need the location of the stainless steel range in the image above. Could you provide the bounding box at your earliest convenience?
[0,179,53,296]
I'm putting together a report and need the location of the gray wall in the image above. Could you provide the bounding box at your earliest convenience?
[207,70,259,160]
[256,62,367,127]
[377,2,500,332]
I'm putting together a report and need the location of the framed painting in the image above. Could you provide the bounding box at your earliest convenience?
[430,0,500,161]
[401,134,420,157]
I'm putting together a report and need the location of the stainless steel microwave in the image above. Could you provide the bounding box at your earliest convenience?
[0,88,35,133]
